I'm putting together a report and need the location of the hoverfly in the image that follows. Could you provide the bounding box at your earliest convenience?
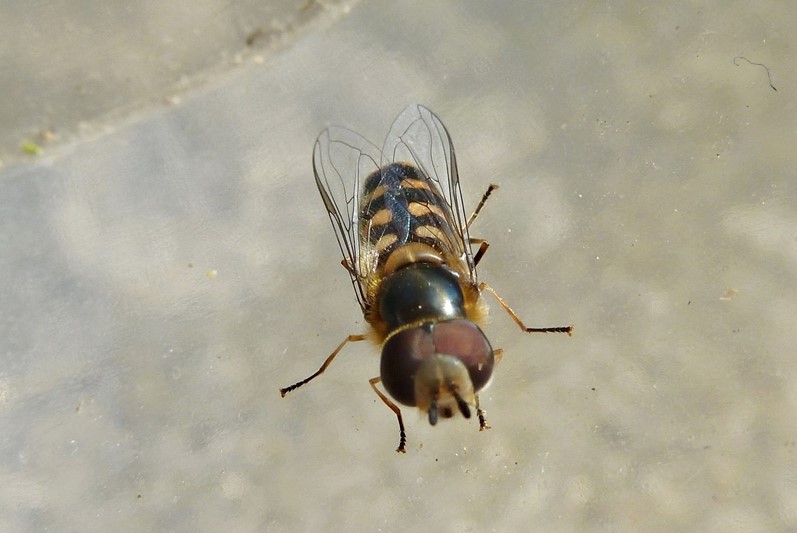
[280,104,572,453]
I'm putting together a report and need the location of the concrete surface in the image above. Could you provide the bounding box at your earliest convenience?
[1,1,796,531]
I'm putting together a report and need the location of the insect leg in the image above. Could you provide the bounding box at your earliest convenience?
[465,183,499,230]
[340,258,356,276]
[279,334,367,396]
[466,184,498,266]
[479,282,574,335]
[469,238,490,267]
[475,394,491,431]
[369,376,407,453]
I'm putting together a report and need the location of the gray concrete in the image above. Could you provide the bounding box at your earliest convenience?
[2,1,795,531]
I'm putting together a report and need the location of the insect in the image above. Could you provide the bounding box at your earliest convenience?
[280,104,573,453]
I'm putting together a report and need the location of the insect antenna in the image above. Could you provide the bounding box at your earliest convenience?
[428,395,439,426]
[450,385,471,419]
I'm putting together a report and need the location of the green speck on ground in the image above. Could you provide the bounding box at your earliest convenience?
[21,140,43,155]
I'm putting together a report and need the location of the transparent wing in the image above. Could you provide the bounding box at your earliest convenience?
[313,126,382,313]
[381,104,477,282]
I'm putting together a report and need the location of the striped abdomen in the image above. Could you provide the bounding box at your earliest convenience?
[360,163,454,266]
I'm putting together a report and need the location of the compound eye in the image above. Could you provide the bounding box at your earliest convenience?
[431,320,494,392]
[380,325,435,407]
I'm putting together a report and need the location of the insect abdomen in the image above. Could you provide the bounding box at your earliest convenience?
[360,163,454,263]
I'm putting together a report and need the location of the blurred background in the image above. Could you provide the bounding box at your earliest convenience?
[2,1,796,531]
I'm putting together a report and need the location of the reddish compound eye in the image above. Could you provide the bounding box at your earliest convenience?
[431,320,494,391]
